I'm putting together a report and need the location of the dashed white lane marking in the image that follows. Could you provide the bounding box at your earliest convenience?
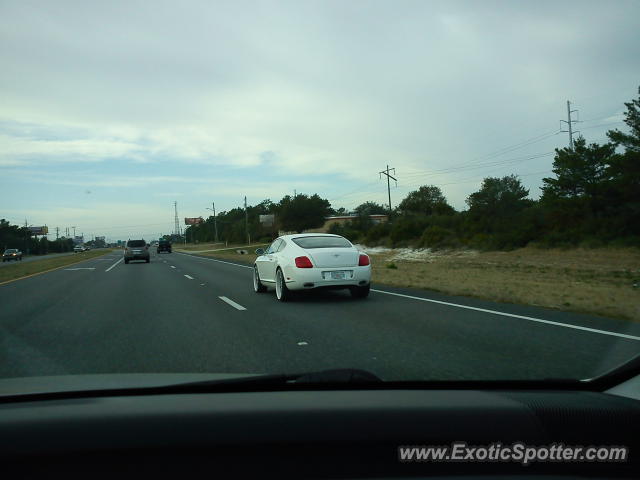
[219,296,247,311]
[371,289,640,342]
[170,266,176,269]
[105,258,123,272]
[64,267,96,271]
[184,274,194,280]
[297,341,308,346]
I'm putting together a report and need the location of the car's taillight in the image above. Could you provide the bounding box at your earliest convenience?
[358,254,370,266]
[295,256,313,268]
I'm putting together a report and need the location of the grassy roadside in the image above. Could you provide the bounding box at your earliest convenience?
[0,250,115,284]
[370,247,640,321]
[181,244,640,321]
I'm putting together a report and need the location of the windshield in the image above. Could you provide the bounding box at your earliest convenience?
[127,240,146,248]
[0,1,638,391]
[292,236,352,249]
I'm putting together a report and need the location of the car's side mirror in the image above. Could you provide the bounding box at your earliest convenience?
[255,248,265,255]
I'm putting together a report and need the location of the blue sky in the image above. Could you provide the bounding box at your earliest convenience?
[1,0,638,241]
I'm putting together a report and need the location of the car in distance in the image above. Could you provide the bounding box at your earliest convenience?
[124,239,150,264]
[2,248,23,262]
[73,245,85,253]
[157,239,172,254]
[253,233,371,301]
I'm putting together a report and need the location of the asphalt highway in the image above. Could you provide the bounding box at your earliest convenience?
[1,250,639,381]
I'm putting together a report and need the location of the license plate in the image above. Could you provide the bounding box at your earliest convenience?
[133,250,141,254]
[325,271,348,280]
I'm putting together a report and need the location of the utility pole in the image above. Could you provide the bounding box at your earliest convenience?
[24,219,28,254]
[244,196,250,244]
[55,227,59,240]
[560,100,580,149]
[379,165,397,217]
[205,202,218,243]
[173,201,180,237]
[72,226,77,238]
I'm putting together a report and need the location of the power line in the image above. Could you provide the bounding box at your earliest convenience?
[401,132,560,179]
[401,152,554,180]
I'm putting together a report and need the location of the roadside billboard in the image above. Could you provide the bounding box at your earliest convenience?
[184,217,204,225]
[28,226,48,235]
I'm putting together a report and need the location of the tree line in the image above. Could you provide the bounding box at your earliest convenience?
[187,87,638,250]
[331,87,640,249]
[0,220,76,254]
[4,88,638,252]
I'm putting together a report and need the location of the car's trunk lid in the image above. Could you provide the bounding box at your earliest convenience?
[307,248,359,268]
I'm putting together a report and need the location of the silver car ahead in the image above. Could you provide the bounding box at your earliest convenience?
[124,239,150,264]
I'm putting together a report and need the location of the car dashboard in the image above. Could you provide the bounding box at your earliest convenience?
[1,385,639,479]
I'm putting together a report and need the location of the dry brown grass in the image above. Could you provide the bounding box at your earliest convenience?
[371,247,640,321]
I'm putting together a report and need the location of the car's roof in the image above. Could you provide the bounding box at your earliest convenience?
[280,233,342,240]
[4,248,17,251]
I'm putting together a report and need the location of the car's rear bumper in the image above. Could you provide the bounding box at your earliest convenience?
[125,254,150,260]
[282,265,371,291]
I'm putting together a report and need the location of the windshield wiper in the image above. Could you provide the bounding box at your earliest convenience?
[158,368,383,393]
[0,369,384,403]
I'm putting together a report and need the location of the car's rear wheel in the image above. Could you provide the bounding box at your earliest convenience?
[350,284,370,299]
[146,258,150,263]
[124,259,129,264]
[275,268,290,302]
[253,265,267,293]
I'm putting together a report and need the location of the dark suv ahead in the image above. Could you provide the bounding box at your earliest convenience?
[124,239,150,264]
[157,239,172,254]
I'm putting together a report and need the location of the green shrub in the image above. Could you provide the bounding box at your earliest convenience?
[419,225,459,249]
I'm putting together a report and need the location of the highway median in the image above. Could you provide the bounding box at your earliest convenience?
[0,250,115,285]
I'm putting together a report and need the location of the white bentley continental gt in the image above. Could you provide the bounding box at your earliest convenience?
[253,234,372,301]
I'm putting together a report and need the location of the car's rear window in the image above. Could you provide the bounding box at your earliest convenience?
[292,236,352,249]
[127,240,146,247]
[4,249,17,253]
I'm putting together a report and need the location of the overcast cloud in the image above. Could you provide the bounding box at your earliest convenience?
[1,0,639,240]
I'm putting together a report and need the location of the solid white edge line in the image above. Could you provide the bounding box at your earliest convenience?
[184,274,194,280]
[219,296,247,311]
[176,252,638,341]
[105,258,123,272]
[175,252,252,269]
[371,289,640,341]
